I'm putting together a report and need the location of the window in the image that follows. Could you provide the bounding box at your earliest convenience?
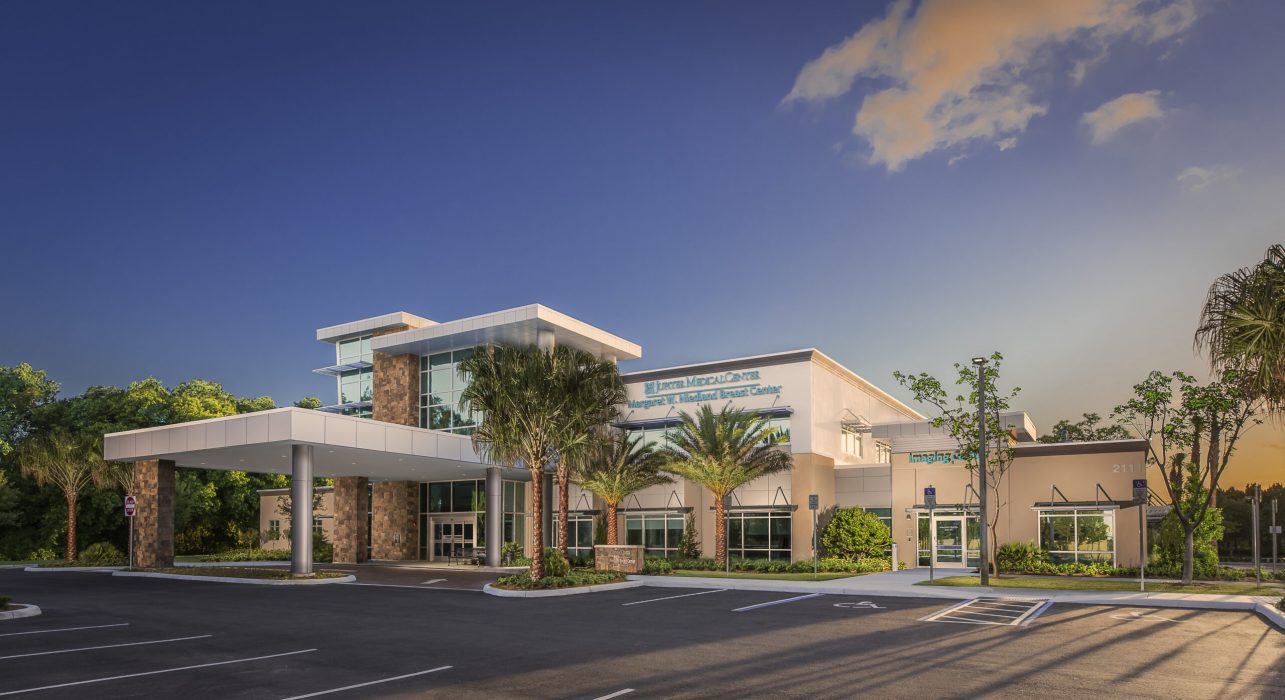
[419,348,478,434]
[726,511,792,561]
[502,481,529,551]
[861,507,893,533]
[267,519,281,540]
[625,513,685,557]
[842,424,864,458]
[313,517,324,537]
[335,335,374,418]
[554,513,595,559]
[874,441,892,464]
[1038,509,1115,564]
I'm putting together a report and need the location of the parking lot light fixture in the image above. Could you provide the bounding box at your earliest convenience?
[972,356,989,586]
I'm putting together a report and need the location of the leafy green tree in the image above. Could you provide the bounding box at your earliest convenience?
[18,431,103,561]
[1154,507,1223,576]
[459,345,599,579]
[573,429,670,545]
[293,397,323,409]
[894,352,1020,576]
[0,363,59,456]
[678,512,701,559]
[659,404,793,566]
[552,353,625,559]
[1113,370,1261,583]
[1037,413,1130,443]
[820,507,892,560]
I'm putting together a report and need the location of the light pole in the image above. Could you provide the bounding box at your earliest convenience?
[972,356,989,587]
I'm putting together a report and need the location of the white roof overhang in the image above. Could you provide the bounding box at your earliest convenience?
[102,408,527,482]
[370,304,641,361]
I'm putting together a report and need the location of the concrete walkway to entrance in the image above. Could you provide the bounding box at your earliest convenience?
[627,568,1285,618]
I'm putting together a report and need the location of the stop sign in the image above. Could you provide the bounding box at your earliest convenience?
[124,495,137,518]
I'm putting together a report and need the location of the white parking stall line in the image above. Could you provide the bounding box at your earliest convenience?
[340,583,483,592]
[943,610,1021,620]
[593,689,635,700]
[622,590,727,606]
[732,593,824,612]
[280,666,452,699]
[0,623,130,638]
[0,634,212,660]
[920,599,977,622]
[1020,601,1055,627]
[0,648,317,697]
[923,598,1048,627]
[420,579,446,585]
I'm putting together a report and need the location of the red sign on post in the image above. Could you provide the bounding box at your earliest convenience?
[124,495,137,518]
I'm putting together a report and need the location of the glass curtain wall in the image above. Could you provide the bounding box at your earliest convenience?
[416,479,530,559]
[420,349,478,434]
[554,513,595,559]
[337,335,373,417]
[916,511,981,567]
[625,512,685,557]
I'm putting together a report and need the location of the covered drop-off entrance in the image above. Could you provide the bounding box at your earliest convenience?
[103,407,525,574]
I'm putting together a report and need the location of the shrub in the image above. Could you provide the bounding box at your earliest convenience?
[996,541,1048,572]
[27,547,57,562]
[501,542,524,565]
[542,548,570,577]
[820,508,892,560]
[77,542,125,565]
[678,513,701,559]
[0,595,10,608]
[195,548,290,562]
[1278,597,1284,613]
[1153,509,1223,576]
[567,554,595,569]
[666,556,892,575]
[642,557,672,575]
[494,570,624,590]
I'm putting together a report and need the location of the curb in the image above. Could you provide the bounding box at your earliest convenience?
[111,571,357,586]
[23,566,124,573]
[1255,601,1285,631]
[483,580,644,598]
[0,604,42,621]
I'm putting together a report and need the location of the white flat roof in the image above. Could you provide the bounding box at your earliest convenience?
[103,408,526,482]
[316,312,436,343]
[370,304,642,361]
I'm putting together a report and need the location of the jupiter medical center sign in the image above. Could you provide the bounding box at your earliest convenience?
[628,370,782,410]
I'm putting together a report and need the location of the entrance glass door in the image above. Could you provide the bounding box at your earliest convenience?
[430,517,475,560]
[933,517,965,567]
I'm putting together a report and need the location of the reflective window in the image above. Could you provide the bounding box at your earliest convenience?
[726,511,791,561]
[1038,509,1115,564]
[625,512,686,557]
[419,348,477,434]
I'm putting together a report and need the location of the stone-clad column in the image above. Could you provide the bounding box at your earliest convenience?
[370,481,418,560]
[133,459,175,568]
[371,325,419,428]
[333,476,370,564]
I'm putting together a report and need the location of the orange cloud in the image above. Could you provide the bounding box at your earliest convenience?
[784,0,1203,170]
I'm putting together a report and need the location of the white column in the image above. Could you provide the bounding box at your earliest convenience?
[291,444,314,576]
[486,467,502,566]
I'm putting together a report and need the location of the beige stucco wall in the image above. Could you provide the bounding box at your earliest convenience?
[258,489,335,550]
[889,447,1149,569]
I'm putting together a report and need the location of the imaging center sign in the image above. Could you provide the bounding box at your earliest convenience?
[628,369,782,410]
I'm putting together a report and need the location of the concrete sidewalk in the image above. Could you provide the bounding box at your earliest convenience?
[627,568,1285,621]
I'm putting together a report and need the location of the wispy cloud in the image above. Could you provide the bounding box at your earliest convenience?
[1174,164,1240,192]
[783,0,1204,171]
[1081,91,1165,144]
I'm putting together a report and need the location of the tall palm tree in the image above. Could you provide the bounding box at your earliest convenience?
[19,431,103,561]
[552,353,625,559]
[1196,244,1285,504]
[574,429,670,545]
[660,404,793,566]
[1196,244,1285,409]
[458,344,604,579]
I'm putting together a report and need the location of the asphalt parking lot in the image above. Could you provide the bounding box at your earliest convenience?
[1,567,1282,699]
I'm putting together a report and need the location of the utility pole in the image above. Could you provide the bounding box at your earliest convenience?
[972,356,989,587]
[1273,498,1279,574]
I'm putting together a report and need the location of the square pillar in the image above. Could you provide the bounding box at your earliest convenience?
[133,459,175,568]
[371,480,418,560]
[333,476,370,564]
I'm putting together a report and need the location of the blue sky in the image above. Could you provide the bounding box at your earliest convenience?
[2,1,1282,481]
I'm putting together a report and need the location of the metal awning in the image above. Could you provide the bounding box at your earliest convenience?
[316,401,372,414]
[1030,501,1130,510]
[312,361,373,377]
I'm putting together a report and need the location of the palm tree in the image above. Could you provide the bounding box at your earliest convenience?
[1196,244,1285,504]
[19,431,103,561]
[660,404,793,566]
[458,344,606,579]
[552,353,625,559]
[574,429,670,545]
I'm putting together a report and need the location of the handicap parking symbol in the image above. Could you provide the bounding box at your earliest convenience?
[833,601,885,610]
